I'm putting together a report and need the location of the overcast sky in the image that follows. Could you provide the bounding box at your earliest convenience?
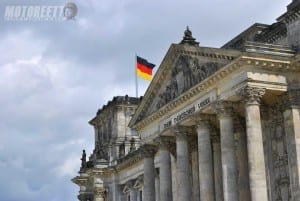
[0,0,292,201]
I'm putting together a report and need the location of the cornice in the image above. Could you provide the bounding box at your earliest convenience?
[277,4,300,24]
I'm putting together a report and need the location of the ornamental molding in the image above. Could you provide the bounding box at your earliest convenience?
[236,86,266,105]
[132,53,294,131]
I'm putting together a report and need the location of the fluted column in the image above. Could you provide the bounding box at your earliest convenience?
[173,126,192,201]
[282,89,300,201]
[237,86,268,201]
[215,101,238,201]
[194,116,215,201]
[211,132,223,201]
[155,136,174,201]
[141,144,157,201]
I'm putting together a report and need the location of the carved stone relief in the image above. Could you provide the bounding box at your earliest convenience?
[155,55,224,110]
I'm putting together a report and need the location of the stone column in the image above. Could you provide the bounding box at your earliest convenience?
[282,89,300,200]
[194,116,215,201]
[173,126,192,201]
[237,86,268,201]
[234,118,251,201]
[211,133,224,201]
[141,144,157,201]
[215,101,238,201]
[155,136,174,201]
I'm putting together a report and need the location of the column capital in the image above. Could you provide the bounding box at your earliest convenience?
[281,89,300,109]
[171,125,192,139]
[141,144,157,158]
[154,136,175,150]
[236,86,266,105]
[213,100,234,118]
[94,187,106,198]
[192,114,215,128]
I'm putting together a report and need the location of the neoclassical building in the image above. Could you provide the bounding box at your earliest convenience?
[72,1,300,201]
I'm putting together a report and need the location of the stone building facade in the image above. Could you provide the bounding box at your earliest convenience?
[72,1,300,201]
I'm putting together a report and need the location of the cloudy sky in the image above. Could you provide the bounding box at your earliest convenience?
[0,0,291,200]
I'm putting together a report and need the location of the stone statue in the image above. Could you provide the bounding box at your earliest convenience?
[80,149,87,169]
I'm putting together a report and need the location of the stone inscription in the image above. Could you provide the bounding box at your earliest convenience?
[160,93,213,132]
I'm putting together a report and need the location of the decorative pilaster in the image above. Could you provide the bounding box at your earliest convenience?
[237,86,268,201]
[214,101,239,201]
[172,126,192,201]
[155,136,174,201]
[141,144,157,201]
[282,89,300,201]
[194,115,215,201]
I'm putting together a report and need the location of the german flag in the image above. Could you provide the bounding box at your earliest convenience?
[136,56,156,81]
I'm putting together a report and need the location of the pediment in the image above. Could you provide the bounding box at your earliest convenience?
[129,44,240,128]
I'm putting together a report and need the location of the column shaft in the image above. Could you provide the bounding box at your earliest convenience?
[142,145,157,201]
[159,147,173,201]
[245,104,268,201]
[197,122,215,201]
[219,116,239,201]
[175,128,192,201]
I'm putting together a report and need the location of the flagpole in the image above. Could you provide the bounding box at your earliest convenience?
[135,53,138,98]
